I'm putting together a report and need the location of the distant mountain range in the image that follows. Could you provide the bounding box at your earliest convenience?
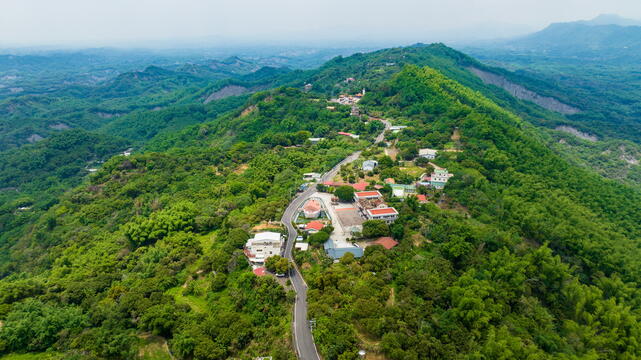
[471,14,641,63]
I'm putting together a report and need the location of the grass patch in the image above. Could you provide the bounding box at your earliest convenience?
[138,335,172,360]
[166,285,209,313]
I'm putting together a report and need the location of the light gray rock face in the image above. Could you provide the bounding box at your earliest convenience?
[468,67,580,115]
[204,85,248,104]
[556,126,598,142]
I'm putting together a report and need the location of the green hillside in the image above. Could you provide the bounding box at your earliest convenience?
[303,65,641,359]
[3,44,641,359]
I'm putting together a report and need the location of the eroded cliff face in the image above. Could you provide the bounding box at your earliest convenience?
[468,67,580,115]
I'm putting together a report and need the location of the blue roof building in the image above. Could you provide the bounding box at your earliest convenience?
[324,239,364,259]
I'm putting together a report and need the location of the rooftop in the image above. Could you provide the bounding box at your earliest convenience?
[303,199,322,212]
[372,237,399,250]
[306,221,325,231]
[355,191,382,198]
[368,207,398,216]
[252,232,282,242]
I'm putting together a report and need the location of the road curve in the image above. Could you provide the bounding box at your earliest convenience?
[281,118,389,360]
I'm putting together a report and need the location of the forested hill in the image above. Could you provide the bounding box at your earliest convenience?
[4,43,641,359]
[304,65,641,358]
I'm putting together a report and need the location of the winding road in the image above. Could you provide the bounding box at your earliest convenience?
[281,117,389,359]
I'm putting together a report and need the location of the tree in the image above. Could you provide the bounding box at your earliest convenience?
[335,186,355,202]
[265,255,291,274]
[308,231,330,246]
[362,220,390,238]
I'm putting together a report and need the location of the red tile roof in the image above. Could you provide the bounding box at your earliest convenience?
[253,267,267,276]
[355,191,382,198]
[352,182,368,191]
[338,132,353,136]
[306,221,325,231]
[416,194,428,202]
[368,207,398,216]
[384,178,396,184]
[303,199,321,212]
[372,237,398,250]
[323,181,368,191]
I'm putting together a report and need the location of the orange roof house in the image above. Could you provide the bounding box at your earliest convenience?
[372,237,399,250]
[305,221,325,232]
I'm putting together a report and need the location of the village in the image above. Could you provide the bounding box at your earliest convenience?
[243,104,456,272]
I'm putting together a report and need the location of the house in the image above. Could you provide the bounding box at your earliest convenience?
[366,207,399,224]
[425,168,454,189]
[304,83,313,91]
[418,148,438,159]
[324,240,364,259]
[371,237,399,250]
[295,243,309,251]
[390,184,417,198]
[303,199,322,218]
[323,181,369,191]
[303,172,322,182]
[362,160,378,172]
[384,178,396,184]
[244,232,284,265]
[390,125,407,133]
[338,131,360,139]
[416,194,428,203]
[305,220,325,233]
[308,137,324,144]
[350,105,360,117]
[354,191,383,202]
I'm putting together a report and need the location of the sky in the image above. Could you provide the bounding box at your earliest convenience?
[2,0,641,48]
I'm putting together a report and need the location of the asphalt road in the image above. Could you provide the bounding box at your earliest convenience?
[281,118,389,360]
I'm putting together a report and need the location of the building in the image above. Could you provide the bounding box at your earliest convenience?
[324,239,364,259]
[390,184,417,198]
[295,242,309,251]
[338,131,360,139]
[366,207,399,224]
[323,181,369,191]
[303,199,322,218]
[371,237,399,250]
[304,83,313,91]
[426,168,454,189]
[418,148,438,159]
[305,220,325,233]
[244,232,284,265]
[362,160,378,172]
[354,191,383,202]
[308,137,324,144]
[303,173,322,182]
[390,125,407,133]
[416,194,428,203]
[351,105,360,116]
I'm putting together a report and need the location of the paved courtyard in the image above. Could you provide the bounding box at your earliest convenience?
[311,192,364,246]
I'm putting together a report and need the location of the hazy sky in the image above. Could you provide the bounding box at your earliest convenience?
[2,0,641,47]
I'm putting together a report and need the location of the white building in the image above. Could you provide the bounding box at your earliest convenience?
[362,160,378,172]
[303,173,322,182]
[354,191,383,202]
[418,149,438,159]
[244,232,284,265]
[390,125,407,133]
[366,207,399,224]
